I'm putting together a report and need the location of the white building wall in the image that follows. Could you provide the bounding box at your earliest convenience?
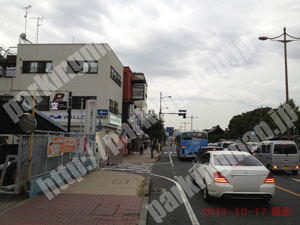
[0,43,123,139]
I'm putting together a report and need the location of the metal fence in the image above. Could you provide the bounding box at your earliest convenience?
[0,131,97,195]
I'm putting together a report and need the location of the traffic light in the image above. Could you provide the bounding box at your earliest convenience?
[178,113,186,119]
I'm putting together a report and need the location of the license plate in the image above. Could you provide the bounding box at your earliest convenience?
[283,166,291,170]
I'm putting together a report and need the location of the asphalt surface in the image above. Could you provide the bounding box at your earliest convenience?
[147,145,300,225]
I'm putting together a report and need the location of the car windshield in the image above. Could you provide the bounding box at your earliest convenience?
[222,142,233,148]
[182,132,207,140]
[214,154,262,166]
[274,144,297,154]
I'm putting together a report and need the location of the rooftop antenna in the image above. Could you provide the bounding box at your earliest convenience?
[23,5,32,38]
[31,16,46,43]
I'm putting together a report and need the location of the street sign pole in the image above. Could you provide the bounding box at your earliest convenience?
[67,91,72,133]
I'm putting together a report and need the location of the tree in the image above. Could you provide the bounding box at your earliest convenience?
[278,99,300,136]
[142,113,166,144]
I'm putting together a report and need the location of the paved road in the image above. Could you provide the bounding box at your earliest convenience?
[147,145,300,225]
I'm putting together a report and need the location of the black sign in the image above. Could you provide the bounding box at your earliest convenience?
[50,101,68,110]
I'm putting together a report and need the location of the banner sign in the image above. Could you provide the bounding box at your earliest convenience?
[49,92,69,110]
[85,100,97,134]
[132,84,144,100]
[47,137,64,157]
[65,137,76,152]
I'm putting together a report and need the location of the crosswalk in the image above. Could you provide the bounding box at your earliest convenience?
[102,163,153,174]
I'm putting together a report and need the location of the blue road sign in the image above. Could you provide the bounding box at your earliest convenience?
[97,109,108,116]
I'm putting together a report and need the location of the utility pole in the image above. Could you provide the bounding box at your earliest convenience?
[181,121,190,131]
[186,115,198,130]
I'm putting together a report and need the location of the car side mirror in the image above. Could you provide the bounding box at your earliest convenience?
[192,159,199,164]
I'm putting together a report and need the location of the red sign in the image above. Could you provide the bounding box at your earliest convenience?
[120,137,127,155]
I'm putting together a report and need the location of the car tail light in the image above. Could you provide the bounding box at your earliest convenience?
[282,143,288,145]
[295,165,299,169]
[214,171,228,183]
[182,145,186,149]
[264,172,275,183]
[273,165,278,169]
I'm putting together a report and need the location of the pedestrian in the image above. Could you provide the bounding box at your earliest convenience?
[140,142,144,155]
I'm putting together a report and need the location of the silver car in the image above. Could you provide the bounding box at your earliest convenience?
[193,151,275,202]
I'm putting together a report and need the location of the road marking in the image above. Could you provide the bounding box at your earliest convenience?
[275,185,300,198]
[169,152,173,165]
[153,162,172,165]
[151,173,200,225]
[291,178,300,183]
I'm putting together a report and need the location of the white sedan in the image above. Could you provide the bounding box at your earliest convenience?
[193,151,275,202]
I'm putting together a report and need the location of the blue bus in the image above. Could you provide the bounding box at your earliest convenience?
[176,131,208,159]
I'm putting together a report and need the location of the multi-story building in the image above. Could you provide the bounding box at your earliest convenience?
[0,43,123,145]
[122,66,148,152]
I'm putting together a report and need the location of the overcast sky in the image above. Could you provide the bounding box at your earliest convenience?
[1,0,300,131]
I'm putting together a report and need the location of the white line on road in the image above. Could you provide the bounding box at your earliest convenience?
[169,152,173,165]
[291,178,300,183]
[151,173,200,225]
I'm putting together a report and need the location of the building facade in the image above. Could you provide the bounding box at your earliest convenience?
[0,43,123,146]
[122,67,148,152]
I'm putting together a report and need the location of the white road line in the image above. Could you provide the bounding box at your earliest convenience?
[154,162,171,165]
[291,178,300,183]
[169,152,173,164]
[151,173,200,225]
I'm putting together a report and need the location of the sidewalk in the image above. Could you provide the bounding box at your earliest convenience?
[123,148,160,163]
[0,149,159,224]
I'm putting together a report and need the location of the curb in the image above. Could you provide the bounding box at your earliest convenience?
[138,176,151,225]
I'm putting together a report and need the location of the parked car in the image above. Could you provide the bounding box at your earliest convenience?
[255,140,299,175]
[228,143,255,154]
[192,151,275,202]
[197,146,224,158]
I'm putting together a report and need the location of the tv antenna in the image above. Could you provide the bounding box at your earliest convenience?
[23,5,32,37]
[31,16,46,43]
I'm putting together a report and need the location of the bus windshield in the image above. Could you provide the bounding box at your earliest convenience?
[182,132,207,140]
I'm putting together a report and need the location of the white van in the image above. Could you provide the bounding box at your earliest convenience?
[255,140,299,175]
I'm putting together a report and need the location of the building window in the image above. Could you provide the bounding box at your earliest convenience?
[109,99,119,115]
[21,96,50,111]
[110,66,122,86]
[72,96,97,109]
[22,61,52,73]
[67,61,98,74]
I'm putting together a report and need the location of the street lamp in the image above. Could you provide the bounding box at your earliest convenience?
[259,27,300,140]
[159,92,172,120]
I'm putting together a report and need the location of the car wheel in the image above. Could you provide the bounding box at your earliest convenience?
[203,181,211,202]
[292,170,298,175]
[267,164,272,172]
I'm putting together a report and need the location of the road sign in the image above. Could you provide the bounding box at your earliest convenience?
[97,109,108,116]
